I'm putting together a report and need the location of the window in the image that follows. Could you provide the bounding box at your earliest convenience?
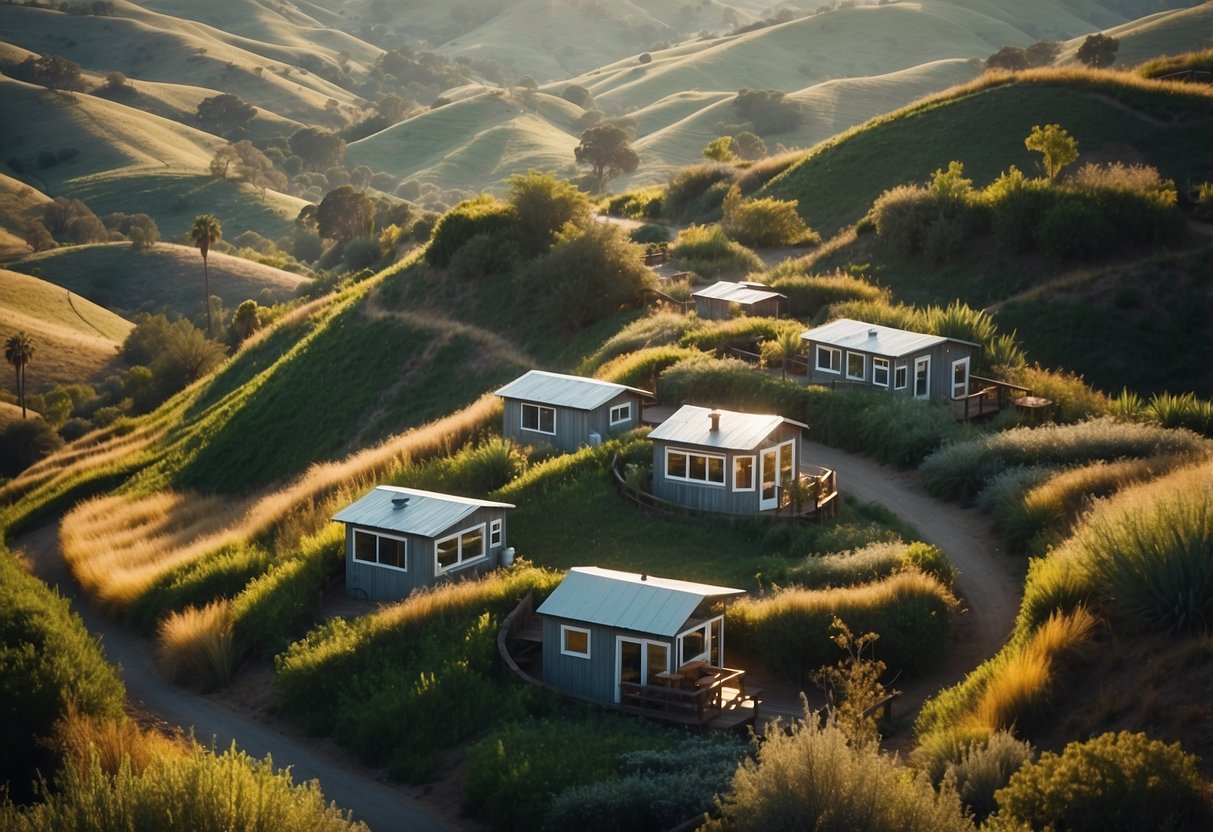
[521,403,555,435]
[561,625,591,659]
[352,529,408,571]
[733,455,755,491]
[894,363,908,390]
[846,352,865,381]
[609,402,631,426]
[489,518,503,548]
[914,356,931,399]
[678,623,709,666]
[665,448,725,486]
[816,345,841,373]
[872,357,890,387]
[435,524,486,574]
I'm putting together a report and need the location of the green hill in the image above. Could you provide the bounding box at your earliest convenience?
[0,268,133,392]
[0,172,51,259]
[5,242,308,318]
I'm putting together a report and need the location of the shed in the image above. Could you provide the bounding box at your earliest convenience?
[333,485,514,602]
[692,280,786,320]
[647,404,806,513]
[495,370,654,453]
[800,318,980,402]
[536,566,744,704]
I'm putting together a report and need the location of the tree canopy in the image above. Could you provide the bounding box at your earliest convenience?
[315,186,375,242]
[289,127,347,171]
[1025,124,1079,181]
[1076,33,1119,68]
[574,123,639,193]
[196,94,257,136]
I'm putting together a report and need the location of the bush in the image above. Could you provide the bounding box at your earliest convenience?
[720,186,818,248]
[665,164,736,223]
[704,716,973,832]
[0,418,64,476]
[507,170,593,257]
[425,195,521,268]
[944,731,1035,822]
[670,224,763,279]
[629,223,669,244]
[785,541,955,590]
[765,266,886,320]
[990,732,1210,832]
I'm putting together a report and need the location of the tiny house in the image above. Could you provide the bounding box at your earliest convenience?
[333,485,514,602]
[692,280,786,320]
[495,370,653,453]
[536,566,744,704]
[800,318,979,402]
[647,404,806,513]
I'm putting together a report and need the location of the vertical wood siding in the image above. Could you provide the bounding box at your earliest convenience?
[501,393,644,453]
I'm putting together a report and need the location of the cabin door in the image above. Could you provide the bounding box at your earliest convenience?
[615,638,669,703]
[759,441,796,511]
[951,357,970,400]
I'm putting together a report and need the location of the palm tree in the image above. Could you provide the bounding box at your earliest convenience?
[5,332,35,418]
[771,327,804,381]
[188,214,222,336]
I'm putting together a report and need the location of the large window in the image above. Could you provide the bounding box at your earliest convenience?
[352,529,407,571]
[873,357,890,388]
[733,455,755,492]
[666,448,725,486]
[816,345,841,373]
[609,402,632,426]
[521,403,555,435]
[894,363,908,390]
[435,524,486,574]
[561,625,591,659]
[846,352,866,381]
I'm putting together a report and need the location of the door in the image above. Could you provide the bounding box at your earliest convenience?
[759,441,796,511]
[615,638,669,703]
[914,356,931,400]
[951,356,970,400]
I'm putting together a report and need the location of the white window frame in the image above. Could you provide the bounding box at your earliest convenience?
[894,362,908,390]
[846,351,866,381]
[609,402,632,426]
[914,356,931,400]
[816,344,841,374]
[561,624,592,659]
[489,518,503,548]
[434,523,487,575]
[664,447,726,487]
[521,403,556,435]
[352,529,408,572]
[677,620,712,667]
[733,455,755,492]
[872,357,890,388]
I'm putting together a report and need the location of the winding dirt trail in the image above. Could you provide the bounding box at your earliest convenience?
[12,524,456,832]
[800,440,1022,736]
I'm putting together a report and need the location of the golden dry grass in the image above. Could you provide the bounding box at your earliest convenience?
[56,706,182,778]
[158,599,238,690]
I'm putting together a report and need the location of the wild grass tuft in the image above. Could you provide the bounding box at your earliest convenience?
[784,541,955,590]
[157,600,240,691]
[670,224,763,279]
[765,266,887,321]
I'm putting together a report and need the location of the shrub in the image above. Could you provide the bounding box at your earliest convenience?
[990,732,1210,832]
[944,731,1035,822]
[665,164,736,223]
[765,266,886,320]
[594,345,704,389]
[425,195,521,268]
[720,186,818,248]
[0,419,64,476]
[670,224,763,279]
[629,222,669,244]
[704,716,973,832]
[785,541,955,590]
[507,170,593,257]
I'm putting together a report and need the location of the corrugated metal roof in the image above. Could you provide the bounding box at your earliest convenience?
[331,486,514,538]
[495,370,654,410]
[647,405,806,451]
[801,318,977,357]
[692,280,786,305]
[536,566,744,636]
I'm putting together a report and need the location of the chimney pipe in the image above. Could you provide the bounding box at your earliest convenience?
[868,328,877,337]
[709,410,721,432]
[641,572,647,582]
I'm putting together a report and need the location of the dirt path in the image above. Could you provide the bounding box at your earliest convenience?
[12,524,456,832]
[800,440,1022,739]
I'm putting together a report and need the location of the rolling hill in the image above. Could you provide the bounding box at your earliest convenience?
[0,172,51,259]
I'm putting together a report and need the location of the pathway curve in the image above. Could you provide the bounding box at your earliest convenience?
[12,524,454,832]
[799,440,1022,736]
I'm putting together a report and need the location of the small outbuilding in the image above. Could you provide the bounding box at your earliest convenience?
[495,370,654,453]
[647,404,806,513]
[333,485,514,602]
[800,318,980,402]
[692,280,786,320]
[536,566,745,704]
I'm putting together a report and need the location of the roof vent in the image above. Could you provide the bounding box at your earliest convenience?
[391,497,410,509]
[868,328,877,337]
[641,572,647,582]
[709,410,721,432]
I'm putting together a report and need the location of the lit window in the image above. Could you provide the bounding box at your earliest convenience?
[665,448,726,486]
[561,625,591,658]
[521,403,555,435]
[734,456,755,491]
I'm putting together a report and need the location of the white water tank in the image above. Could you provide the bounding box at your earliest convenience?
[501,547,516,567]
[587,432,602,446]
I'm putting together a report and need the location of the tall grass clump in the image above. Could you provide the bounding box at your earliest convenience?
[129,542,272,632]
[157,600,239,691]
[728,570,957,681]
[911,730,1035,822]
[1145,391,1213,435]
[0,547,125,802]
[919,418,1208,503]
[703,716,973,832]
[1000,364,1109,422]
[784,541,955,590]
[578,312,699,371]
[670,224,763,279]
[594,345,705,389]
[765,266,887,320]
[989,731,1212,832]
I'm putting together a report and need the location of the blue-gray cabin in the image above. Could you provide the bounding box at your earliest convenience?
[648,405,807,514]
[332,485,514,602]
[692,280,786,320]
[800,318,980,402]
[495,370,654,453]
[536,566,744,704]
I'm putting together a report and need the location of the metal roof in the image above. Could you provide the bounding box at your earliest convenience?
[332,486,514,538]
[647,404,806,451]
[692,280,786,305]
[536,566,744,637]
[801,318,977,357]
[494,370,654,410]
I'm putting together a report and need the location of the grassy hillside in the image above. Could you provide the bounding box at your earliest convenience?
[762,68,1213,238]
[0,268,133,392]
[0,172,50,259]
[5,243,307,318]
[1058,1,1213,67]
